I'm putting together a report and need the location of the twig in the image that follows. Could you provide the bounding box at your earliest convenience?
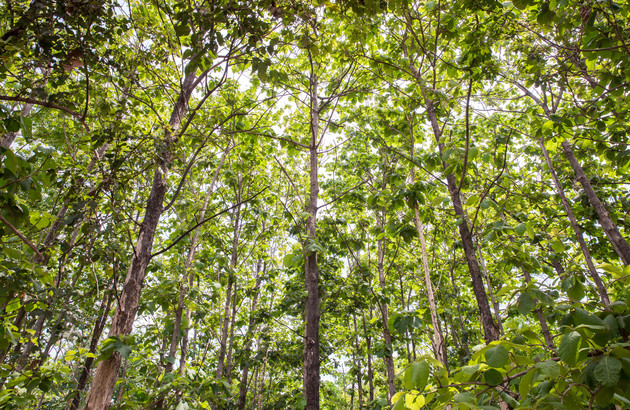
[0,214,44,260]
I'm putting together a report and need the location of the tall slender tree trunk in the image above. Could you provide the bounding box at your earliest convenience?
[176,153,227,388]
[217,203,242,380]
[376,223,396,404]
[238,260,265,410]
[304,74,320,410]
[70,284,113,409]
[352,315,363,409]
[413,210,448,366]
[83,72,199,409]
[362,310,374,403]
[476,243,504,336]
[539,139,610,305]
[560,141,630,265]
[421,90,499,342]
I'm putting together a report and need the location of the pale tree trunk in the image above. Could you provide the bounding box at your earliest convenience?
[83,72,199,409]
[156,150,227,407]
[217,202,242,380]
[476,243,504,336]
[539,139,610,305]
[560,141,630,265]
[304,74,321,410]
[352,315,363,409]
[408,115,447,366]
[362,310,374,403]
[70,284,114,409]
[376,217,396,404]
[237,260,265,410]
[413,209,448,366]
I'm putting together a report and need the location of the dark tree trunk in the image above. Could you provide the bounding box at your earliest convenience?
[561,141,630,265]
[83,72,198,409]
[539,139,610,305]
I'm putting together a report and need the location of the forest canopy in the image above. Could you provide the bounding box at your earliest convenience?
[0,0,629,408]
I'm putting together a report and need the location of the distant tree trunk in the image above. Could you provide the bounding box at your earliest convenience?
[362,310,374,403]
[376,221,396,404]
[238,260,265,410]
[560,141,630,265]
[476,243,504,336]
[303,74,321,410]
[84,71,200,409]
[449,265,470,358]
[408,114,447,366]
[217,203,242,380]
[352,315,363,409]
[539,139,610,305]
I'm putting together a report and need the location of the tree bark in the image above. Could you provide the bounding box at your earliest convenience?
[561,140,630,265]
[376,222,396,404]
[83,72,199,409]
[413,210,448,366]
[539,139,610,305]
[237,260,265,410]
[476,242,504,336]
[217,203,242,381]
[304,74,320,410]
[70,285,113,409]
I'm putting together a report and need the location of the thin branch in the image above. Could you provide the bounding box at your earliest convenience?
[151,187,268,258]
[0,214,44,260]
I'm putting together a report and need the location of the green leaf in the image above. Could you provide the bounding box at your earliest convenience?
[535,360,561,378]
[484,368,503,386]
[558,331,581,366]
[404,361,430,391]
[3,149,19,176]
[594,357,622,387]
[514,222,527,235]
[518,369,536,398]
[551,240,564,253]
[485,344,509,368]
[517,292,535,315]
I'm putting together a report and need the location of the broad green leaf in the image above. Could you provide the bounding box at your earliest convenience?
[485,345,509,368]
[558,331,581,366]
[514,222,527,235]
[594,357,622,387]
[517,292,535,315]
[518,368,536,398]
[535,360,561,378]
[404,361,430,391]
[484,368,503,386]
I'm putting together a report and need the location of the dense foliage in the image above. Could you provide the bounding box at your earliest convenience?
[0,0,629,408]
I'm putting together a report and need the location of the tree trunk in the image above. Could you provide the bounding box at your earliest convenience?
[476,243,504,336]
[238,260,265,410]
[362,310,374,403]
[217,203,242,380]
[539,139,610,305]
[413,208,447,366]
[561,140,630,265]
[352,315,363,409]
[376,226,396,404]
[70,285,113,409]
[83,72,199,409]
[304,74,320,410]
